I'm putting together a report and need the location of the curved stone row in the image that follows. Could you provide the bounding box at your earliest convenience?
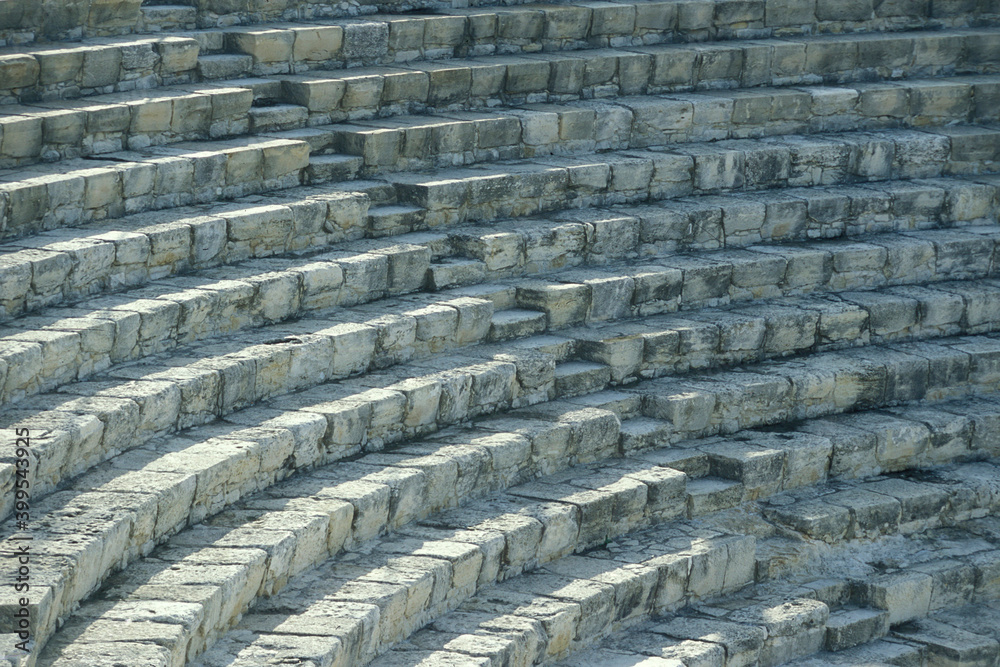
[4,0,995,74]
[25,332,1000,665]
[3,123,996,524]
[3,216,999,424]
[0,175,990,324]
[7,71,1000,177]
[549,525,1000,667]
[204,460,1000,667]
[3,1,1000,666]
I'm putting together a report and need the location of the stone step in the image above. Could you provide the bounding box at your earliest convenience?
[0,347,548,656]
[710,389,983,485]
[242,481,1000,667]
[505,225,1000,324]
[269,76,1000,175]
[304,152,364,183]
[138,4,198,33]
[787,602,1000,665]
[53,490,753,665]
[2,173,991,327]
[246,103,308,132]
[770,464,1000,550]
[195,53,252,81]
[0,235,470,406]
[622,392,1000,492]
[824,608,890,652]
[385,125,1000,228]
[415,174,999,274]
[32,397,1000,665]
[551,529,1000,667]
[0,0,146,51]
[369,203,425,234]
[737,560,1000,664]
[5,1,993,109]
[1,135,992,342]
[0,84,255,168]
[892,604,1000,666]
[4,7,999,667]
[0,160,992,536]
[0,289,501,493]
[5,209,1000,461]
[0,120,974,250]
[7,43,999,172]
[627,365,996,473]
[15,0,980,50]
[199,1,1000,79]
[265,29,1000,125]
[12,332,1000,663]
[545,274,1000,385]
[488,307,546,341]
[790,641,925,666]
[0,136,311,240]
[5,217,998,498]
[0,187,372,320]
[0,35,200,105]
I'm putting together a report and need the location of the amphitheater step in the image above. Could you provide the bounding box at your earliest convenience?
[138,5,197,33]
[2,173,991,327]
[23,384,998,656]
[0,36,201,105]
[11,71,997,175]
[305,153,364,183]
[392,513,1000,667]
[5,2,1000,666]
[9,200,1000,442]
[5,160,1000,664]
[0,122,977,257]
[0,136,310,239]
[262,29,1000,125]
[195,54,252,81]
[247,104,308,133]
[15,332,1000,663]
[824,608,890,651]
[210,489,1000,667]
[7,220,1000,492]
[200,3,1000,79]
[564,603,997,667]
[2,3,997,110]
[384,127,1000,226]
[8,0,998,51]
[0,85,255,166]
[784,598,1000,665]
[280,76,1000,175]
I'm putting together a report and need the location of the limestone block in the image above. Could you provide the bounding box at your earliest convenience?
[81,46,123,90]
[825,608,890,651]
[0,55,38,90]
[516,281,590,328]
[893,619,1000,667]
[0,116,41,161]
[35,47,85,87]
[87,0,142,33]
[3,179,49,234]
[422,16,466,54]
[292,25,343,64]
[227,29,294,67]
[156,37,199,76]
[342,22,390,62]
[653,617,766,667]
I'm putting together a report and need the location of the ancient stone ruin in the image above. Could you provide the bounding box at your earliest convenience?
[0,0,999,665]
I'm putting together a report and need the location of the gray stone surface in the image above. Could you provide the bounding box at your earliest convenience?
[2,2,998,667]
